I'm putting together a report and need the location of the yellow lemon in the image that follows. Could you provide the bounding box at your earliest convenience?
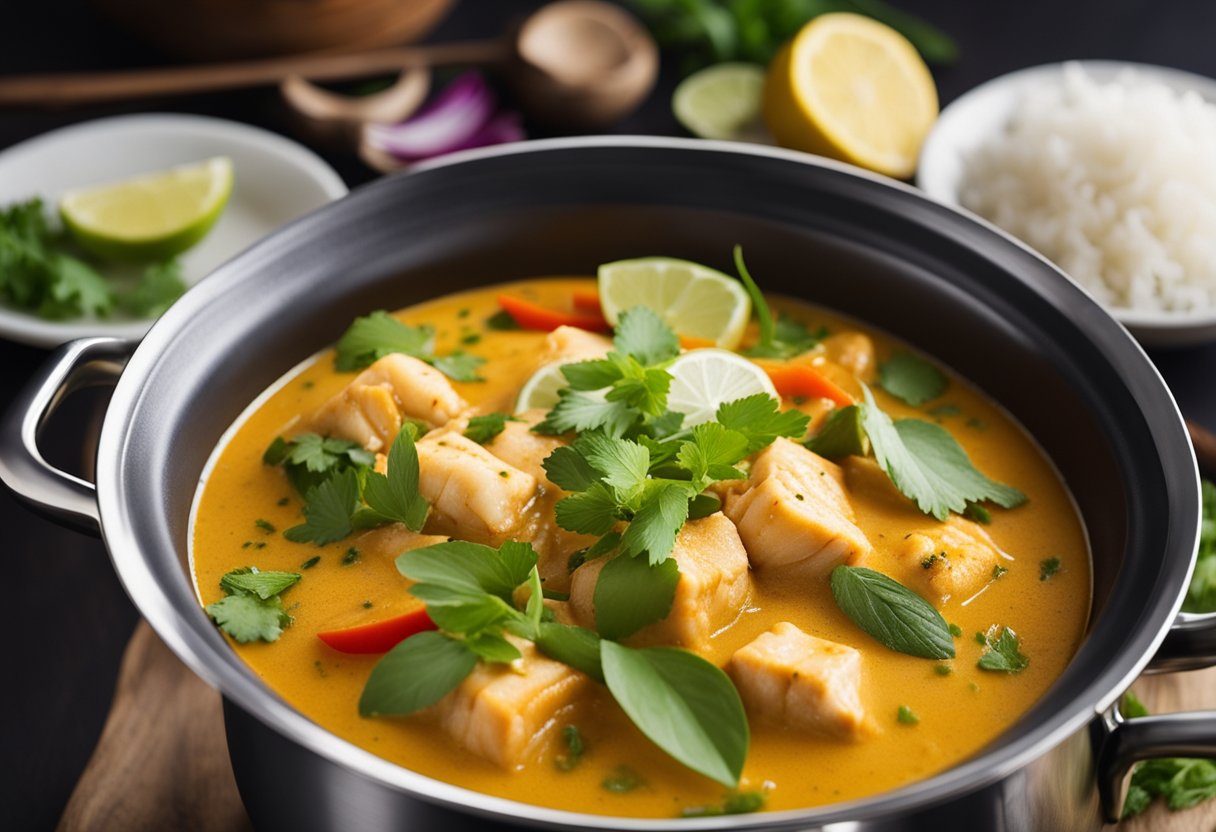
[763,13,938,179]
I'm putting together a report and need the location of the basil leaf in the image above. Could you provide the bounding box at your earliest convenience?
[464,631,523,664]
[593,554,680,640]
[830,566,955,659]
[878,352,948,406]
[601,642,748,788]
[535,621,604,682]
[409,584,517,633]
[396,540,537,601]
[358,631,477,716]
[362,424,429,532]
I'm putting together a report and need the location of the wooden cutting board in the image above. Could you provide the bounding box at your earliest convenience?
[57,621,1216,831]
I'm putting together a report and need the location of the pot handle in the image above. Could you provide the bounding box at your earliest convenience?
[1096,697,1216,822]
[0,337,132,536]
[1145,610,1216,673]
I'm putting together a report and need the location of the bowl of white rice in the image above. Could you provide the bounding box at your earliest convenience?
[918,60,1216,348]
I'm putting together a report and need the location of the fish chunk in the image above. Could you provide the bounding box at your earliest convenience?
[485,409,566,488]
[568,513,751,652]
[310,354,468,451]
[432,638,590,769]
[821,332,877,382]
[728,622,866,739]
[416,431,538,543]
[540,325,612,365]
[353,523,448,561]
[723,438,872,573]
[897,516,1008,605]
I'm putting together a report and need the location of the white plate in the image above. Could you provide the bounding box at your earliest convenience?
[918,61,1216,349]
[0,113,348,347]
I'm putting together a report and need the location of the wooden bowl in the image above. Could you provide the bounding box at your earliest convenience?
[92,0,455,60]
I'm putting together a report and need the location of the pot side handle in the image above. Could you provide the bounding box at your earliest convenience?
[1145,611,1216,674]
[0,337,132,536]
[1096,699,1216,822]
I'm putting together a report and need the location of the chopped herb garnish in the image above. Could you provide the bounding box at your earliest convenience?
[264,432,374,497]
[879,352,948,406]
[974,631,987,645]
[860,386,1026,521]
[934,663,953,676]
[897,705,919,725]
[362,600,373,609]
[460,332,481,345]
[206,567,300,643]
[928,404,961,419]
[602,765,645,794]
[254,518,275,534]
[1120,691,1216,818]
[457,307,470,319]
[992,564,1008,579]
[921,553,939,569]
[342,547,360,565]
[967,417,986,430]
[681,791,767,817]
[555,725,585,771]
[1040,557,1061,581]
[977,626,1029,673]
[949,623,963,638]
[965,503,992,524]
[334,310,486,381]
[301,556,320,569]
[464,412,522,444]
[830,566,954,659]
[277,497,290,506]
[486,309,521,330]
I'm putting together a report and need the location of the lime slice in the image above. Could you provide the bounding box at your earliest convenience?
[516,362,570,413]
[59,157,233,262]
[666,349,778,427]
[673,63,767,141]
[598,257,751,349]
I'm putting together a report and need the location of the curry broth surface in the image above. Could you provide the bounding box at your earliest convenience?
[191,278,1091,818]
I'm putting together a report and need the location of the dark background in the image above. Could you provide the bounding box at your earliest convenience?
[2,1,1215,829]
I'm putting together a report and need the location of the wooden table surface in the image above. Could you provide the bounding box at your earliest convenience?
[5,1,1216,830]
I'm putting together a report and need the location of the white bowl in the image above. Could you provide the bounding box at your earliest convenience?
[0,113,348,347]
[918,60,1216,349]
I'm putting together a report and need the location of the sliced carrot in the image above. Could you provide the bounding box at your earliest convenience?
[316,607,436,654]
[497,294,610,333]
[571,287,603,312]
[678,335,717,351]
[759,362,854,407]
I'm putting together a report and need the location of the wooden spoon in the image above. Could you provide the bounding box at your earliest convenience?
[0,1,657,129]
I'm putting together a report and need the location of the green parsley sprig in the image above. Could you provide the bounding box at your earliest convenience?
[1121,692,1216,818]
[205,566,301,643]
[264,432,375,497]
[334,310,486,382]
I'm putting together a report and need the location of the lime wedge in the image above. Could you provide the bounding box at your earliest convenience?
[598,257,751,350]
[666,349,778,427]
[516,361,608,414]
[673,63,767,141]
[59,157,233,262]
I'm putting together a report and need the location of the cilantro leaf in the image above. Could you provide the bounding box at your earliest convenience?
[879,352,949,406]
[579,432,651,503]
[977,626,1029,673]
[677,422,749,487]
[1039,557,1062,581]
[123,260,186,318]
[205,593,292,643]
[555,483,621,535]
[806,404,869,459]
[283,468,361,545]
[562,358,624,391]
[716,393,810,452]
[535,389,637,437]
[39,254,114,319]
[363,425,429,531]
[620,481,695,564]
[543,445,602,492]
[613,306,680,366]
[860,386,1026,521]
[605,362,672,418]
[593,553,680,640]
[334,310,434,371]
[333,310,484,381]
[830,565,955,659]
[219,567,301,600]
[463,412,521,444]
[359,631,478,716]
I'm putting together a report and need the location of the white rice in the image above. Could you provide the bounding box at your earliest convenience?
[959,64,1216,313]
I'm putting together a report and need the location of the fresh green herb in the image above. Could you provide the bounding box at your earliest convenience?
[934,663,952,676]
[896,705,919,725]
[879,352,948,406]
[920,553,939,570]
[282,469,361,546]
[457,307,470,319]
[464,412,523,444]
[333,310,486,381]
[542,589,571,602]
[977,626,1029,673]
[205,566,299,643]
[965,503,992,524]
[123,260,187,317]
[359,631,479,716]
[301,556,320,569]
[486,308,521,330]
[681,790,766,817]
[1121,693,1216,818]
[555,725,586,772]
[974,631,987,645]
[949,623,963,638]
[263,432,374,497]
[254,518,276,534]
[602,765,646,793]
[361,424,429,531]
[928,404,961,419]
[829,566,954,659]
[966,417,986,430]
[593,552,681,640]
[342,547,360,565]
[715,393,810,453]
[806,404,869,459]
[460,332,481,345]
[731,246,822,359]
[1039,557,1061,581]
[362,600,373,609]
[860,386,1027,521]
[992,565,1008,580]
[313,659,328,677]
[1185,480,1216,612]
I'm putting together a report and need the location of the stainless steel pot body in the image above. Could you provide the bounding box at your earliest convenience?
[3,138,1214,831]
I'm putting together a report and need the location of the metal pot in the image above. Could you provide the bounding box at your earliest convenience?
[4,138,1215,831]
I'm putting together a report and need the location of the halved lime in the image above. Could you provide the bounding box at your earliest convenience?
[598,257,751,349]
[673,63,767,141]
[666,349,778,426]
[516,362,570,413]
[60,156,233,262]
